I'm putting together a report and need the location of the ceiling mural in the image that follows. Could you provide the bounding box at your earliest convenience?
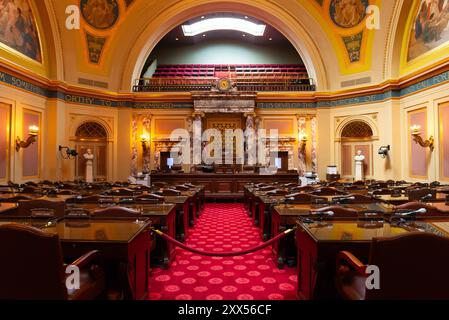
[329,0,369,29]
[80,0,120,30]
[0,0,42,62]
[342,31,363,62]
[86,32,108,64]
[307,0,379,71]
[80,0,133,65]
[407,0,449,61]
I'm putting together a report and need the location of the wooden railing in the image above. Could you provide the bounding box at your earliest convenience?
[132,75,315,92]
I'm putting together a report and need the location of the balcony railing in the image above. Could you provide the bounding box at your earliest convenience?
[132,74,316,92]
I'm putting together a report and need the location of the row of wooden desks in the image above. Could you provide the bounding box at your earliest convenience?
[0,185,205,300]
[0,217,152,300]
[295,217,449,300]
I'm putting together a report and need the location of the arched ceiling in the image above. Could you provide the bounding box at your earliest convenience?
[2,0,449,93]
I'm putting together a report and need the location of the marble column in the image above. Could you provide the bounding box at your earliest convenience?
[192,111,204,166]
[131,114,138,176]
[296,115,307,176]
[142,115,152,173]
[244,112,257,165]
[311,116,318,173]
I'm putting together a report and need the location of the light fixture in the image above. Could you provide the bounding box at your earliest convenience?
[59,146,78,159]
[244,16,248,19]
[410,125,434,152]
[242,34,246,37]
[182,17,266,36]
[269,37,272,41]
[16,125,39,151]
[202,34,206,37]
[141,133,150,152]
[175,37,179,41]
[201,16,205,19]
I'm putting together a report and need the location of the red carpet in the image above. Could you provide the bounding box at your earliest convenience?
[148,203,297,300]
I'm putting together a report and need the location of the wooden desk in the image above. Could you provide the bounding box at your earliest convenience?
[271,202,394,269]
[295,218,449,300]
[295,220,409,300]
[257,195,285,241]
[374,193,447,205]
[44,218,151,300]
[164,196,190,242]
[70,203,176,269]
[151,172,299,200]
[0,218,151,300]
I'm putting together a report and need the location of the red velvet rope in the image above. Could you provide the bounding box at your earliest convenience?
[152,228,295,257]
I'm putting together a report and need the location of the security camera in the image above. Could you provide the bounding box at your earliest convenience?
[59,145,78,159]
[378,145,390,158]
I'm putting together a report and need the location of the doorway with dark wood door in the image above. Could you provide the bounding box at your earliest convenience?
[74,122,108,181]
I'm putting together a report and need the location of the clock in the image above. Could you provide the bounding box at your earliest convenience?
[217,78,232,92]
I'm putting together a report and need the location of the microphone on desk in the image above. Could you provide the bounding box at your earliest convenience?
[332,196,355,204]
[420,194,434,202]
[311,211,335,218]
[394,208,427,217]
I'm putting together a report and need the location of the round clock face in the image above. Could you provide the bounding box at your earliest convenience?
[218,78,231,92]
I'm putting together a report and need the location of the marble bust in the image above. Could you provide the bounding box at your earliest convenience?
[354,150,365,181]
[83,148,94,183]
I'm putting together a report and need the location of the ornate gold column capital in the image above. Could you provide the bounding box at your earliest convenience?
[191,111,205,120]
[244,112,257,118]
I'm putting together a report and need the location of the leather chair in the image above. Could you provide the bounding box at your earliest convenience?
[161,188,181,196]
[310,206,359,219]
[290,186,315,193]
[92,206,141,218]
[0,195,33,203]
[0,224,104,300]
[18,199,66,218]
[335,232,449,300]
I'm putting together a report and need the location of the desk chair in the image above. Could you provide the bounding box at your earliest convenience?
[335,232,449,299]
[0,224,104,300]
[0,195,33,203]
[92,206,141,218]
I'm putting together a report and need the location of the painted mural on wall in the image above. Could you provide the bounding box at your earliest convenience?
[0,0,41,62]
[86,33,107,64]
[342,31,363,62]
[330,0,368,28]
[408,0,449,61]
[81,0,119,30]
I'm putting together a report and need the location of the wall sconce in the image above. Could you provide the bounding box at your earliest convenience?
[410,125,434,152]
[16,125,39,151]
[298,132,308,150]
[140,133,150,152]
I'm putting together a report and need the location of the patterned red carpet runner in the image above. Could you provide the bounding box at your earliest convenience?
[148,203,297,300]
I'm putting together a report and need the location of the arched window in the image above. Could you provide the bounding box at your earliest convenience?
[75,122,107,140]
[341,121,373,139]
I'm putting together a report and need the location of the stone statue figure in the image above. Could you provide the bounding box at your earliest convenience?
[84,148,94,183]
[354,150,365,181]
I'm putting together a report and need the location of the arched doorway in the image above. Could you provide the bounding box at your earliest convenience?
[74,122,108,181]
[340,121,374,180]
